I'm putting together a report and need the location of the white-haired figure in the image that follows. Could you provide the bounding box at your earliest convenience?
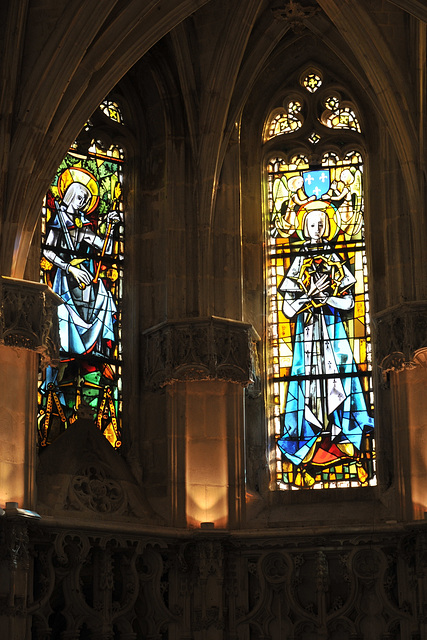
[44,180,120,358]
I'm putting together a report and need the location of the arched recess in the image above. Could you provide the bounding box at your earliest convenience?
[240,31,399,521]
[37,99,129,451]
[231,0,425,311]
[30,75,171,522]
[316,0,426,298]
[263,75,375,491]
[0,0,212,279]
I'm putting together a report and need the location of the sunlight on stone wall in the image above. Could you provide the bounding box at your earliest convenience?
[185,382,229,527]
[0,346,37,508]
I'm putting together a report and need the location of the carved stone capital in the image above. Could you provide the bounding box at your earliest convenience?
[143,317,260,389]
[374,303,427,374]
[0,277,61,366]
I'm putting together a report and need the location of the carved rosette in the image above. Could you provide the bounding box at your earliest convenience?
[374,303,427,375]
[0,276,61,366]
[67,464,126,514]
[143,317,259,389]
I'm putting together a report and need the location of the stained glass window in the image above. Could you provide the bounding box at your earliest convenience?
[321,95,361,133]
[265,102,303,140]
[302,71,322,93]
[100,100,124,125]
[38,134,124,449]
[266,71,374,490]
[268,151,375,489]
[307,131,321,145]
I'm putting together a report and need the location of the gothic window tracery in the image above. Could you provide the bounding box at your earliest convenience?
[265,70,375,490]
[265,101,304,140]
[301,69,322,93]
[320,94,361,133]
[100,99,125,125]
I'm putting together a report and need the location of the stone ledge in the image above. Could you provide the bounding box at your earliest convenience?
[0,276,61,366]
[142,316,260,389]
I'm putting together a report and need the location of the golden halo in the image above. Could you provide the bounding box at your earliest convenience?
[57,167,99,214]
[296,200,339,241]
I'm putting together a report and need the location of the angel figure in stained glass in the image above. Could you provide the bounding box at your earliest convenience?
[272,174,316,237]
[321,168,363,236]
[277,202,374,486]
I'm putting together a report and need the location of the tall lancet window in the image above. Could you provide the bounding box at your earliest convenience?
[266,70,375,490]
[38,101,125,449]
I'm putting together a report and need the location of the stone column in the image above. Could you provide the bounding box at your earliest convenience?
[143,317,258,528]
[0,277,59,640]
[0,276,60,511]
[376,302,427,520]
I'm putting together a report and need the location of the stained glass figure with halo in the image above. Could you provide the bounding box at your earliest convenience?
[268,157,375,489]
[38,144,124,449]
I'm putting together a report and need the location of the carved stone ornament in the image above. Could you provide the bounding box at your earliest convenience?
[143,317,260,389]
[374,302,427,374]
[18,526,427,638]
[0,276,61,366]
[67,464,126,514]
[271,0,319,33]
[262,552,288,583]
[1,521,30,572]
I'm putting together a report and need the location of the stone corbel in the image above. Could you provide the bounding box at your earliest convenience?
[380,348,427,377]
[374,302,427,378]
[0,276,61,366]
[142,317,260,389]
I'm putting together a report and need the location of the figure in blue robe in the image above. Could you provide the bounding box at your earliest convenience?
[277,209,374,481]
[43,181,120,358]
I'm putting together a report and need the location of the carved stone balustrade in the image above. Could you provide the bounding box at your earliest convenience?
[20,520,427,639]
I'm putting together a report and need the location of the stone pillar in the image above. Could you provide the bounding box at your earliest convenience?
[143,317,258,528]
[376,303,427,520]
[0,276,60,511]
[0,277,59,639]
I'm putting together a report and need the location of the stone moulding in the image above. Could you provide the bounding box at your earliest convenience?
[0,276,61,366]
[142,316,260,389]
[374,302,427,375]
